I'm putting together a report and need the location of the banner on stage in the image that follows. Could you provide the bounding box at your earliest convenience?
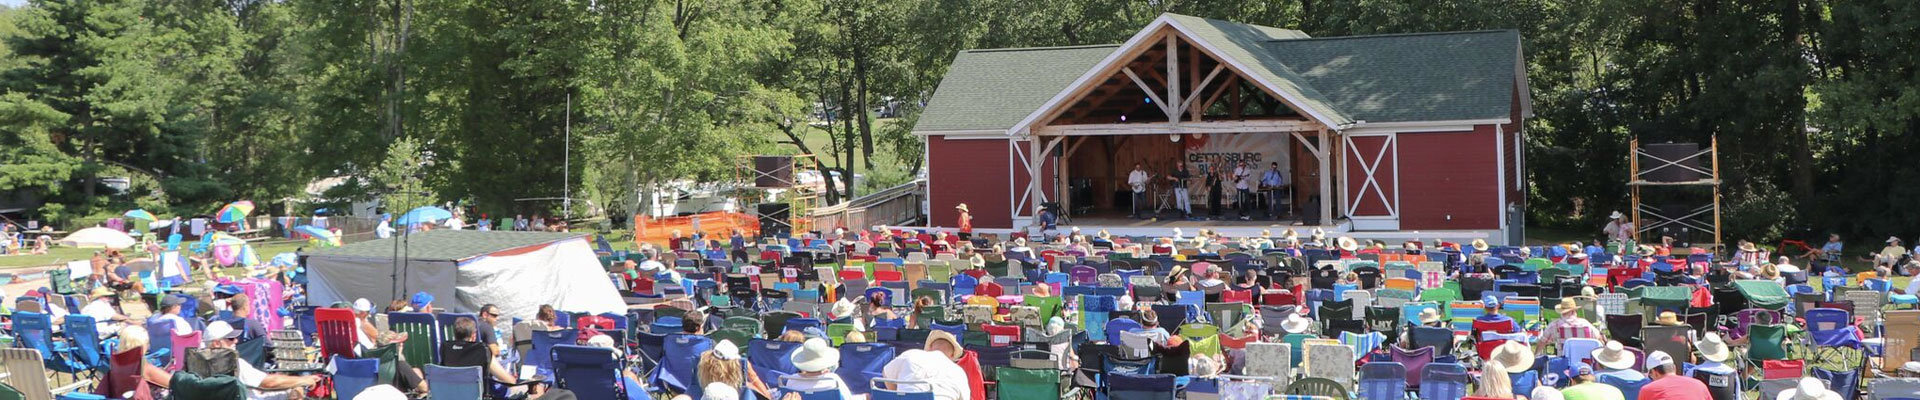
[1181,133,1290,175]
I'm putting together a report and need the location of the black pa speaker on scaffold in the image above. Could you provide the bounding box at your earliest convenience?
[757,202,791,237]
[754,156,795,187]
[1639,143,1705,183]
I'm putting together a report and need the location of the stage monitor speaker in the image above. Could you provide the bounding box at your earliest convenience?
[757,202,791,237]
[753,156,794,187]
[1639,143,1705,183]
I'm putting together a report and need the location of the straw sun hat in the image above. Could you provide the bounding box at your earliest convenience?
[1489,341,1535,371]
[1593,341,1637,370]
[790,338,840,372]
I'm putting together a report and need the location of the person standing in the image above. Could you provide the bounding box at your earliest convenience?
[1206,164,1224,219]
[954,204,972,240]
[1167,162,1193,219]
[1233,162,1253,220]
[1127,163,1151,219]
[1604,211,1633,243]
[1261,162,1287,219]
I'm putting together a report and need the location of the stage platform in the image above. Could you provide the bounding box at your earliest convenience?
[952,211,1496,243]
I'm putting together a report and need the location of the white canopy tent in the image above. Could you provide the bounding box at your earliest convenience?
[301,230,624,319]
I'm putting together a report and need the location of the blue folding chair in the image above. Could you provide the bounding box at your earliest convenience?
[425,364,484,400]
[525,328,578,380]
[1416,362,1469,400]
[778,375,848,400]
[553,345,626,399]
[786,318,823,335]
[330,355,380,400]
[748,339,803,389]
[1103,318,1142,344]
[870,378,936,400]
[650,316,683,334]
[646,333,712,395]
[61,315,110,377]
[836,343,896,395]
[1358,361,1407,400]
[1105,372,1176,400]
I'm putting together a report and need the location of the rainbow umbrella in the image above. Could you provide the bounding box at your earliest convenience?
[123,209,157,221]
[292,225,336,242]
[215,200,256,223]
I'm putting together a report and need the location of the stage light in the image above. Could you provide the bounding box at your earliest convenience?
[1170,134,1180,142]
[1144,98,1152,104]
[1120,115,1128,122]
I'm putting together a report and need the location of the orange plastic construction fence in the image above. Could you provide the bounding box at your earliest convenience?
[632,212,760,247]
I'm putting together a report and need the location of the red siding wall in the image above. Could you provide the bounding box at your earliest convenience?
[928,136,1014,230]
[1397,125,1501,230]
[1342,136,1397,217]
[1506,86,1525,205]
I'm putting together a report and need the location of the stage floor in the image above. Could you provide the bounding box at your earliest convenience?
[1052,211,1330,238]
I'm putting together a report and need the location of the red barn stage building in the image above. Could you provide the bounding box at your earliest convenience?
[915,14,1532,244]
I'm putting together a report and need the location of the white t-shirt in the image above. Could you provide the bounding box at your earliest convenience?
[880,350,971,400]
[82,299,118,333]
[375,224,394,239]
[155,314,194,336]
[1128,170,1150,193]
[780,373,855,400]
[445,218,466,230]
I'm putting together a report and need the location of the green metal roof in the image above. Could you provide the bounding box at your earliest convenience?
[304,230,586,261]
[914,45,1119,133]
[1163,14,1355,127]
[1262,29,1521,123]
[912,14,1522,133]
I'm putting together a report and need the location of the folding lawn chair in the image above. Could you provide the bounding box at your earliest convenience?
[1105,373,1176,400]
[1357,362,1407,400]
[1416,363,1469,400]
[330,355,379,400]
[424,364,483,400]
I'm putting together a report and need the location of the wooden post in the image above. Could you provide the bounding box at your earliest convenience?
[1318,128,1333,226]
[1711,136,1722,251]
[1629,138,1640,244]
[1166,35,1180,124]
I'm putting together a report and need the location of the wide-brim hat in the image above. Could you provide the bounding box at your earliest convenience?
[924,330,963,360]
[1282,229,1299,240]
[955,204,969,212]
[1889,236,1902,244]
[1554,298,1581,316]
[1778,377,1843,400]
[1310,228,1326,240]
[790,338,840,372]
[1098,230,1112,239]
[1740,242,1758,252]
[1403,241,1423,251]
[1491,341,1536,371]
[90,287,114,299]
[1654,311,1684,326]
[1280,313,1313,334]
[1609,211,1624,219]
[1417,308,1443,324]
[1593,341,1636,370]
[1336,237,1360,252]
[831,299,857,320]
[1698,332,1732,363]
[1471,239,1490,251]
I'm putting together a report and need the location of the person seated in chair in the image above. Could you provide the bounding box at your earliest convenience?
[442,317,541,399]
[205,321,321,399]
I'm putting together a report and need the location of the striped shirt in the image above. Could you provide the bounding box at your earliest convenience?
[1539,316,1603,348]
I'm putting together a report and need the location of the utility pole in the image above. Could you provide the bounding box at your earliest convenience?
[564,92,572,219]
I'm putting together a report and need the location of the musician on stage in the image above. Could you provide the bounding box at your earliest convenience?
[1128,162,1151,219]
[1234,161,1254,220]
[1167,161,1194,219]
[1206,163,1225,219]
[1261,162,1289,219]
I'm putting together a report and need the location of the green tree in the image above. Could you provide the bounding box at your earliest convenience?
[368,136,438,213]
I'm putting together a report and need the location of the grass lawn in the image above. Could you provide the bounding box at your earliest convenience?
[0,240,309,269]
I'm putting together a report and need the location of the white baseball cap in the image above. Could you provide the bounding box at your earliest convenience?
[1645,350,1675,372]
[205,321,242,340]
[352,298,373,313]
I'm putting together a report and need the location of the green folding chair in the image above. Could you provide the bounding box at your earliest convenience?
[1181,323,1222,356]
[827,323,857,346]
[722,316,762,337]
[995,366,1062,400]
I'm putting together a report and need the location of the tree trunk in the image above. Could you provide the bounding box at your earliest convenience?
[1782,0,1815,205]
[856,44,874,170]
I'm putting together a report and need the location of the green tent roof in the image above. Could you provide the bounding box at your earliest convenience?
[304,230,586,261]
[913,14,1523,134]
[914,45,1120,133]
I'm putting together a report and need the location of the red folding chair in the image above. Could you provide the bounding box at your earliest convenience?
[1261,290,1298,306]
[982,324,1021,347]
[1221,289,1253,304]
[315,308,359,360]
[168,331,202,372]
[839,269,867,282]
[975,282,1005,298]
[873,270,903,282]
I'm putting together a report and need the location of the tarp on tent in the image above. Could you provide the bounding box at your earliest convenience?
[301,230,624,319]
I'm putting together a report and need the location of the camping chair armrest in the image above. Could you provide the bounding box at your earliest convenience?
[51,379,92,395]
[492,378,543,388]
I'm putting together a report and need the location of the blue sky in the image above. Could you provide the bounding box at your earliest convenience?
[1,0,24,8]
